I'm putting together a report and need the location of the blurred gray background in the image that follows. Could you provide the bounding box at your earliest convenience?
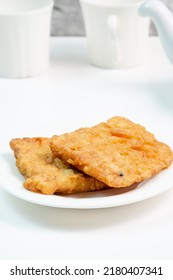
[51,0,173,36]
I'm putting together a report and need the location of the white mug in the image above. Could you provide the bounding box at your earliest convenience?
[80,0,149,69]
[0,0,53,78]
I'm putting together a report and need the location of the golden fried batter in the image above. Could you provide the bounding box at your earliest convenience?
[10,137,106,194]
[50,117,173,188]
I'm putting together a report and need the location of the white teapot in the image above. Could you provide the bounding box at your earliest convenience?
[139,0,173,64]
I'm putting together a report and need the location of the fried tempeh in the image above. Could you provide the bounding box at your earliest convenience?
[10,137,106,194]
[50,116,173,188]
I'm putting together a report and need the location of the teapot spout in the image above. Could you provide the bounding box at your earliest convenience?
[139,0,173,64]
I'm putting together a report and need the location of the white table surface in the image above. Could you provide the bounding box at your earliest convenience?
[0,37,173,260]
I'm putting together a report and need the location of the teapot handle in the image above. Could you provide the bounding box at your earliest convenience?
[138,0,173,64]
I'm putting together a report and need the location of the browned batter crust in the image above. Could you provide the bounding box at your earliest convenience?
[10,137,106,194]
[50,116,173,188]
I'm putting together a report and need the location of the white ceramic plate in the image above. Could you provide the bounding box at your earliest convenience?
[0,152,173,209]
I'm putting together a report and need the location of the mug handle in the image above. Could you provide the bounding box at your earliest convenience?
[107,15,121,65]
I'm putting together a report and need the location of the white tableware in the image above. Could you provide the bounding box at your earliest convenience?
[80,0,149,68]
[0,0,53,78]
[0,152,172,209]
[139,0,173,64]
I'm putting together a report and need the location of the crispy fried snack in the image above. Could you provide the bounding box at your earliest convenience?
[50,117,173,188]
[10,137,107,194]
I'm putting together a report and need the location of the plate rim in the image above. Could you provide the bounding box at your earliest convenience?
[1,152,173,209]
